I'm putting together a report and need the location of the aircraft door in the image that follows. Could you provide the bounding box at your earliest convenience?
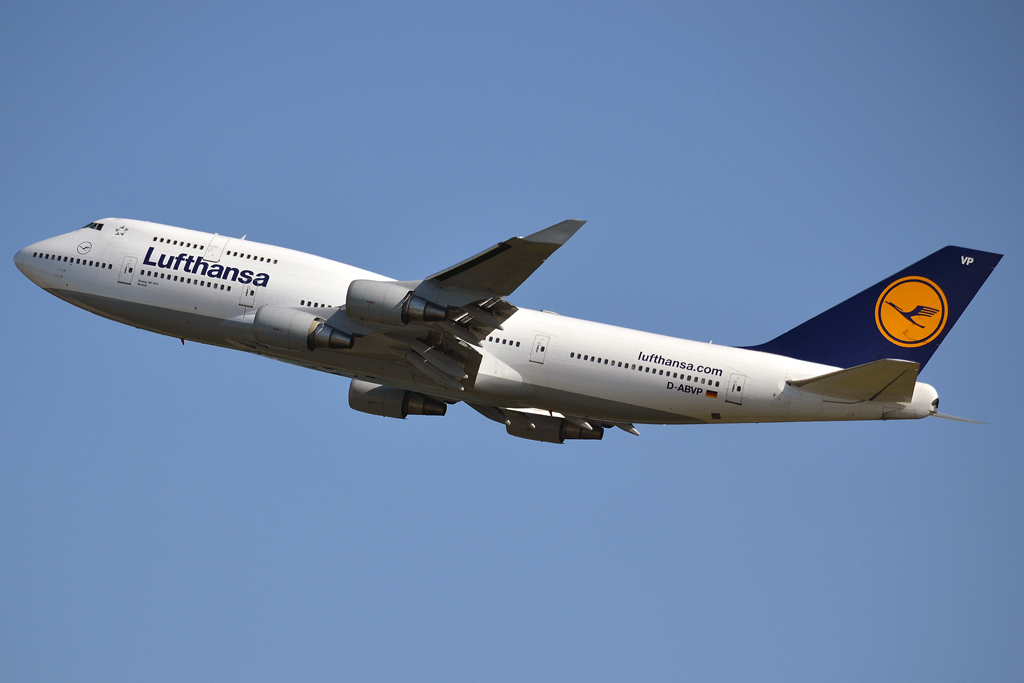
[530,334,550,364]
[238,283,257,308]
[203,235,229,263]
[726,373,746,405]
[118,255,138,285]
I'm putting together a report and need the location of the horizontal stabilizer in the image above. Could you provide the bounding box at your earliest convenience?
[788,359,920,403]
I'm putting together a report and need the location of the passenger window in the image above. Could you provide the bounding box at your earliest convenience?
[515,342,520,347]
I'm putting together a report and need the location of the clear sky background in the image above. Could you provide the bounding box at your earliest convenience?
[2,2,1022,681]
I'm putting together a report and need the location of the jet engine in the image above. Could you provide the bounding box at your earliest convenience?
[253,305,353,351]
[348,379,447,419]
[505,414,604,443]
[346,280,447,325]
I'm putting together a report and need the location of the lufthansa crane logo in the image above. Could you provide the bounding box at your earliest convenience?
[875,276,948,347]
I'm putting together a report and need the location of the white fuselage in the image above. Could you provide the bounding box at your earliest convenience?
[15,219,938,425]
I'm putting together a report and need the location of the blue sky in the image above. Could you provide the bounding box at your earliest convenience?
[2,2,1022,681]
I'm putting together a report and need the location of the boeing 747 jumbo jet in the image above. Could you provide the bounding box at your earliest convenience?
[15,219,1001,442]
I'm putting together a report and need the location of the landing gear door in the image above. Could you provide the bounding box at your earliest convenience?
[118,256,137,285]
[726,373,746,405]
[530,334,550,364]
[239,283,257,308]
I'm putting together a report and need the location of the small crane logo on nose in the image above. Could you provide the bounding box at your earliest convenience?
[77,242,92,255]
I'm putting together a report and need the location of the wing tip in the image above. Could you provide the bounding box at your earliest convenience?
[523,219,587,245]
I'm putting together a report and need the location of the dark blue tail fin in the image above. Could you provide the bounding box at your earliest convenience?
[744,246,1002,370]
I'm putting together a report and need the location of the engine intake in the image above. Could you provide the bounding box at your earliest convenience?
[253,305,353,351]
[349,379,447,419]
[505,414,605,443]
[346,280,447,325]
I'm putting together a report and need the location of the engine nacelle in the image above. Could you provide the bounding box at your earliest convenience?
[346,280,447,325]
[348,379,447,419]
[253,305,353,351]
[505,414,605,443]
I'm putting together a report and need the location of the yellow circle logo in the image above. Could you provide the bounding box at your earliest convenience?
[875,276,948,347]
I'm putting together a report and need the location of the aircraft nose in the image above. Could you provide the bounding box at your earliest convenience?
[14,245,30,275]
[15,242,48,287]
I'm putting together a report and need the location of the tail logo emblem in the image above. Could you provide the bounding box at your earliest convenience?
[875,276,948,347]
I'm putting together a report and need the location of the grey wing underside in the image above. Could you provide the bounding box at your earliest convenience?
[425,219,585,297]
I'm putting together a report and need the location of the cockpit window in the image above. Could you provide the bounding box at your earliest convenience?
[79,222,103,231]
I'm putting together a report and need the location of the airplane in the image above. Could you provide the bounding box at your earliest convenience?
[14,219,1001,443]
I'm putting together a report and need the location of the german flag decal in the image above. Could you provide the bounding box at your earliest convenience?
[706,390,718,399]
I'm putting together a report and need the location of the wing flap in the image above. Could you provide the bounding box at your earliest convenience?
[788,359,920,403]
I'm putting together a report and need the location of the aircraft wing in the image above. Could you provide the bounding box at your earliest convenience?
[425,219,585,297]
[341,220,585,393]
